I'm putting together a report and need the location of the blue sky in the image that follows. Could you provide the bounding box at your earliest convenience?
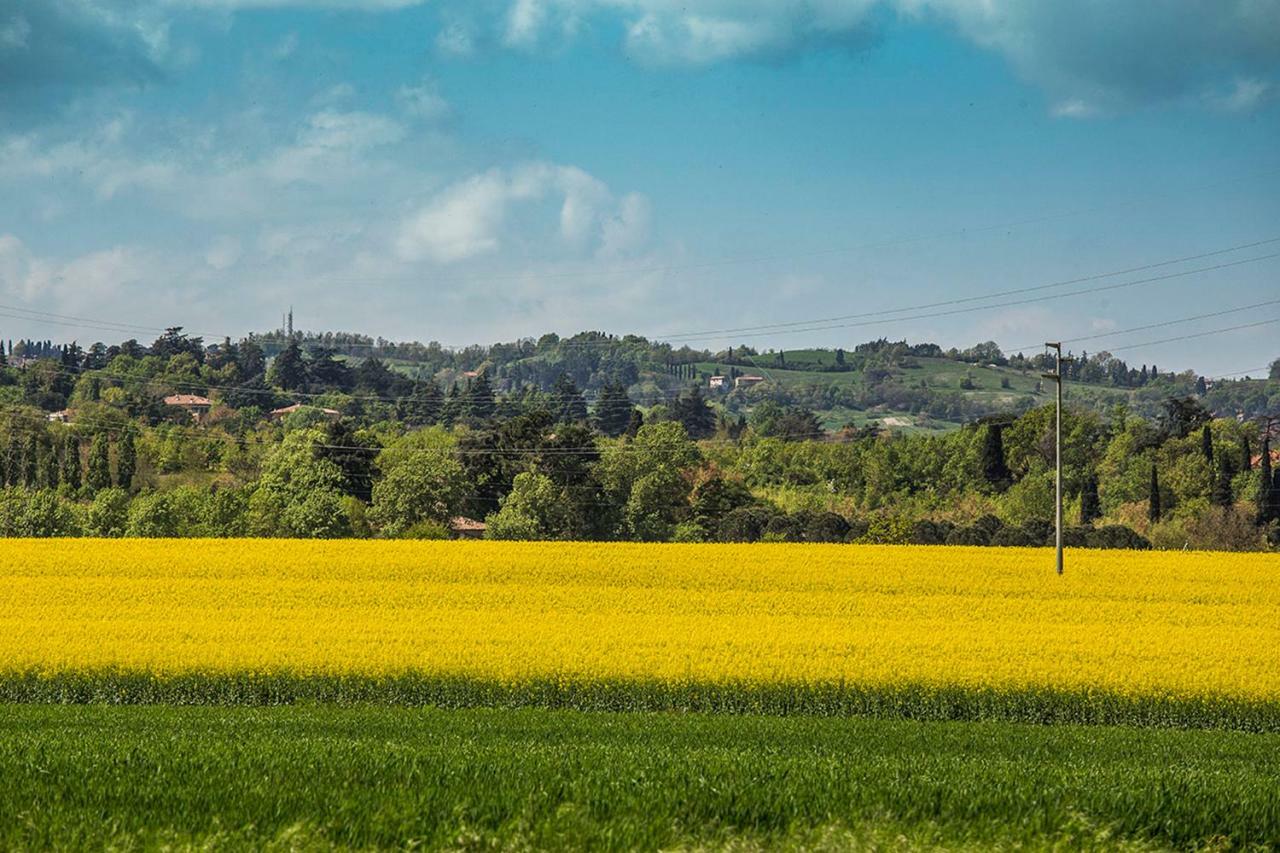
[1,1,1278,375]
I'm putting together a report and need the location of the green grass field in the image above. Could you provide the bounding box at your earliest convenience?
[3,705,1277,851]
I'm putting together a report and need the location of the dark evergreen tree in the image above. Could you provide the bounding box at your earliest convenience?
[1148,465,1162,524]
[267,340,308,392]
[60,436,81,491]
[552,373,588,424]
[1258,436,1277,525]
[593,381,635,438]
[979,424,1012,492]
[86,433,112,492]
[1079,473,1101,525]
[317,420,380,503]
[21,434,38,487]
[38,437,58,489]
[673,386,716,439]
[398,381,443,427]
[625,408,644,438]
[465,372,496,424]
[237,339,266,378]
[1241,435,1252,472]
[1211,451,1234,508]
[1195,375,1207,395]
[440,383,463,427]
[116,429,137,493]
[1201,424,1214,466]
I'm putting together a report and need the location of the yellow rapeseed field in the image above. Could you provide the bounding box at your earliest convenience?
[1,539,1277,702]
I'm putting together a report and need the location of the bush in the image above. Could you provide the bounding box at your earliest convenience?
[126,493,177,538]
[946,525,991,546]
[717,506,777,543]
[1085,525,1151,550]
[798,511,852,543]
[399,519,451,540]
[763,514,802,542]
[671,521,708,543]
[908,519,953,545]
[85,488,130,537]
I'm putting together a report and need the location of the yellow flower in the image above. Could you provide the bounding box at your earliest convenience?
[1,540,1276,703]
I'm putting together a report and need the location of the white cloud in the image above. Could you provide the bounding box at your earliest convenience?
[0,233,144,305]
[395,162,646,263]
[396,78,451,121]
[504,0,548,48]
[1050,98,1099,120]
[1214,77,1274,113]
[435,21,475,57]
[0,12,31,49]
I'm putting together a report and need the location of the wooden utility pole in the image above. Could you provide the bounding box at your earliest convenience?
[1041,343,1071,576]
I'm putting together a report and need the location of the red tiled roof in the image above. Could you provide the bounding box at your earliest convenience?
[164,394,212,406]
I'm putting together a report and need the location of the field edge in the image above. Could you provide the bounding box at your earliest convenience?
[4,669,1277,731]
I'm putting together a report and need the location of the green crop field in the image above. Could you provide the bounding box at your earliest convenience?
[3,705,1277,851]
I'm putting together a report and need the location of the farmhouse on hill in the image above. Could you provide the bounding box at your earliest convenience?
[163,394,213,422]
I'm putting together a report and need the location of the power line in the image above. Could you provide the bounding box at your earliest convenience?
[650,235,1280,342]
[1006,297,1280,354]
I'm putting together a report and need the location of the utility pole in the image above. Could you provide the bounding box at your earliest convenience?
[1041,343,1071,575]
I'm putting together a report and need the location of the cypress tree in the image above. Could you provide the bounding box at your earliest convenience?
[1211,451,1234,508]
[593,381,635,438]
[625,408,644,439]
[60,436,81,491]
[979,424,1012,492]
[1240,435,1252,472]
[1148,465,1162,524]
[117,429,137,493]
[1079,473,1101,526]
[1201,424,1213,466]
[465,372,496,424]
[86,433,112,492]
[21,434,38,487]
[38,437,58,489]
[1259,436,1276,525]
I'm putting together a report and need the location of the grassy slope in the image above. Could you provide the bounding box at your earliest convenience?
[3,705,1277,851]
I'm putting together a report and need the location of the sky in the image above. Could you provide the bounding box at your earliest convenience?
[1,1,1278,376]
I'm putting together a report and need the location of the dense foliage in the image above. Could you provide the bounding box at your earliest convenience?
[1,328,1277,548]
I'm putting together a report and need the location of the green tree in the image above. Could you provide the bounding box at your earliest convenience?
[672,386,715,439]
[369,427,467,537]
[85,433,112,492]
[1148,465,1162,524]
[126,492,177,538]
[598,422,699,540]
[593,381,636,438]
[86,488,130,537]
[485,471,575,540]
[248,428,350,538]
[552,373,588,424]
[267,340,308,392]
[979,423,1012,492]
[464,372,496,424]
[1258,436,1276,525]
[116,429,137,493]
[1211,451,1234,508]
[1079,473,1101,525]
[59,436,81,491]
[37,437,58,489]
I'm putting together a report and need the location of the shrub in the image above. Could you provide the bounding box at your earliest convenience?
[908,519,953,545]
[1085,525,1151,551]
[717,506,777,543]
[85,488,130,537]
[946,525,991,546]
